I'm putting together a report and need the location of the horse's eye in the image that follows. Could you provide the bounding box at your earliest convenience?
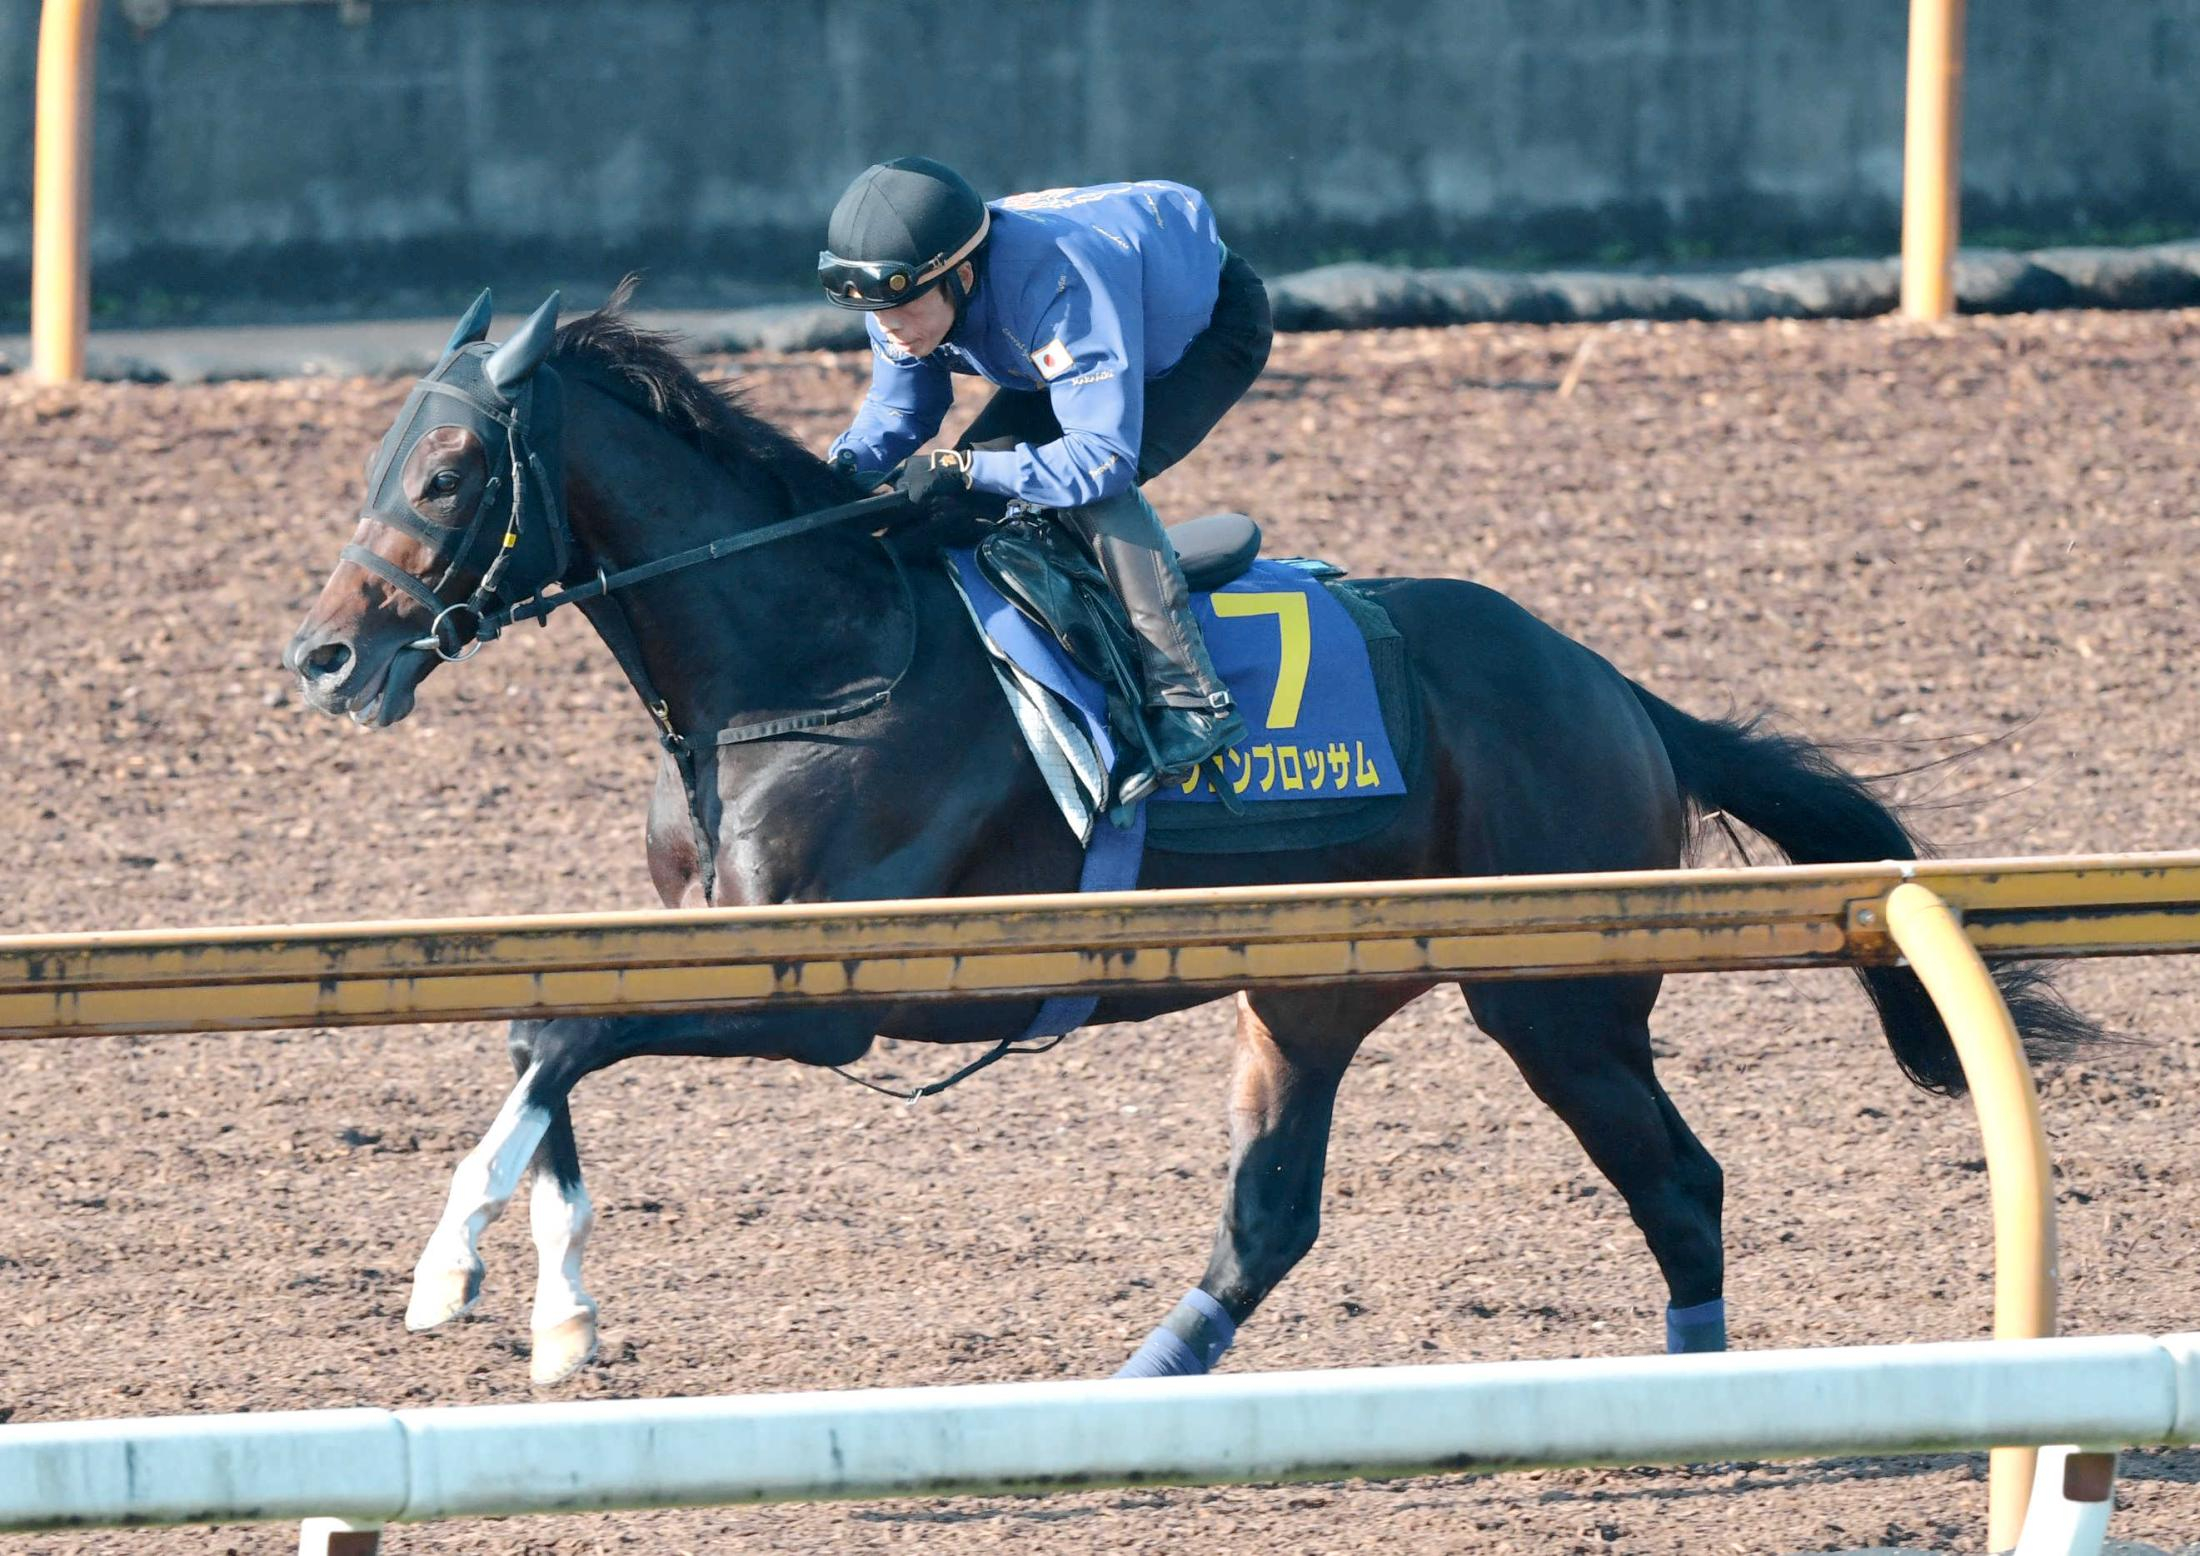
[430,468,462,496]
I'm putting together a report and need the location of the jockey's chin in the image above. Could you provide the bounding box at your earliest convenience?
[879,320,947,358]
[877,286,956,358]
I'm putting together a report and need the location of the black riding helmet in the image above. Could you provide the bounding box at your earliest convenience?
[819,157,990,313]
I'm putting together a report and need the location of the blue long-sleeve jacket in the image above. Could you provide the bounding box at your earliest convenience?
[828,181,1226,509]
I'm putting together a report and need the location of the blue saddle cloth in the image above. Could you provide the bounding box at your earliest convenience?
[947,550,1404,821]
[1151,562,1406,806]
[946,549,1407,1038]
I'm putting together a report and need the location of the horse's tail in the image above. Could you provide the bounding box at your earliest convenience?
[1628,682,2099,1095]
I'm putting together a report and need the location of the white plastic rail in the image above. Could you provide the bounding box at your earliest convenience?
[4,1334,2197,1541]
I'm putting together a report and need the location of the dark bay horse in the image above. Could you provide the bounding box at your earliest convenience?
[283,288,2094,1388]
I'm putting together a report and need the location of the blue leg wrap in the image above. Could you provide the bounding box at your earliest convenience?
[1115,1288,1237,1379]
[1666,1296,1728,1354]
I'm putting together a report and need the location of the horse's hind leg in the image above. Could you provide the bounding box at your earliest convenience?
[1464,975,1728,1353]
[1117,984,1421,1378]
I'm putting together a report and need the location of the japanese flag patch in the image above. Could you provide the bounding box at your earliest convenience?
[1031,339,1075,380]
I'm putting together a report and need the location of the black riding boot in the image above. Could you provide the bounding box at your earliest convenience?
[1059,487,1248,805]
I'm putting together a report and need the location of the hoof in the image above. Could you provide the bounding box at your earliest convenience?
[530,1309,599,1388]
[405,1262,483,1332]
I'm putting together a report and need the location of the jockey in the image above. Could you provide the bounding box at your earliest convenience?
[820,157,1272,805]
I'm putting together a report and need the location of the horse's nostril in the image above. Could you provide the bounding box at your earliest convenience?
[303,641,352,680]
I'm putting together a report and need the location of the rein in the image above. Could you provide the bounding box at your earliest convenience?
[448,489,911,648]
[829,1031,1068,1104]
[363,355,906,665]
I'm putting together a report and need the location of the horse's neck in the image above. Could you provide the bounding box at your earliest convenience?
[562,383,905,741]
[559,384,1028,908]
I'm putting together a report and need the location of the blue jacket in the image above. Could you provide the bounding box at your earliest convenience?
[829,181,1226,509]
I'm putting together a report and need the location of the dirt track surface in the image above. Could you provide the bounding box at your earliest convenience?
[4,311,2200,1555]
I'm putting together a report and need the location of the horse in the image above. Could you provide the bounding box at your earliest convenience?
[282,286,2096,1388]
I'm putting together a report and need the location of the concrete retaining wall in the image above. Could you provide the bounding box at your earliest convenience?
[2,0,2197,322]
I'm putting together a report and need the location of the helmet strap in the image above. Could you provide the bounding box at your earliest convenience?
[941,259,975,328]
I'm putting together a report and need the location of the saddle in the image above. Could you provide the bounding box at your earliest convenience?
[975,511,1262,771]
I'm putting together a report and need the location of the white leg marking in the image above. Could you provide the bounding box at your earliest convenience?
[406,1068,552,1331]
[528,1164,596,1332]
[527,1164,600,1387]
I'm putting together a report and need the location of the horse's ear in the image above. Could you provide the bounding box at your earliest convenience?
[444,289,494,354]
[485,291,561,395]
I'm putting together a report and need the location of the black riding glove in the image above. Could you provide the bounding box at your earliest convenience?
[896,449,974,515]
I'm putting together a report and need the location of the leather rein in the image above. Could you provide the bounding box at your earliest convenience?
[382,376,907,666]
[427,487,911,657]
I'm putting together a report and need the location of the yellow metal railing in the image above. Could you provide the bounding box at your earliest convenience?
[5,853,2200,1040]
[1901,0,1968,321]
[1884,883,2057,1552]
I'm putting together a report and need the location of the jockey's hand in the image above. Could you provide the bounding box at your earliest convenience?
[896,449,974,515]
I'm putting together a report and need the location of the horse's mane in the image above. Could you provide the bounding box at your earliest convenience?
[550,275,863,511]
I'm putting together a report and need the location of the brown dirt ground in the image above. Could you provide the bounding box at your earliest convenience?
[4,310,2200,1556]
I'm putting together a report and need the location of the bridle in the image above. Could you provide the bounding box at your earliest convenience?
[349,350,906,667]
[342,366,568,664]
[345,344,912,904]
[338,323,1059,1101]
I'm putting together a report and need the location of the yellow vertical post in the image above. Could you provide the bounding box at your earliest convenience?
[1883,882,2055,1554]
[1899,0,1965,321]
[31,0,101,384]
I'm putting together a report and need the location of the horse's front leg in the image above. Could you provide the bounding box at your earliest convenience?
[404,1007,877,1373]
[508,1013,601,1388]
[405,1034,558,1333]
[523,1101,597,1387]
[406,1022,598,1356]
